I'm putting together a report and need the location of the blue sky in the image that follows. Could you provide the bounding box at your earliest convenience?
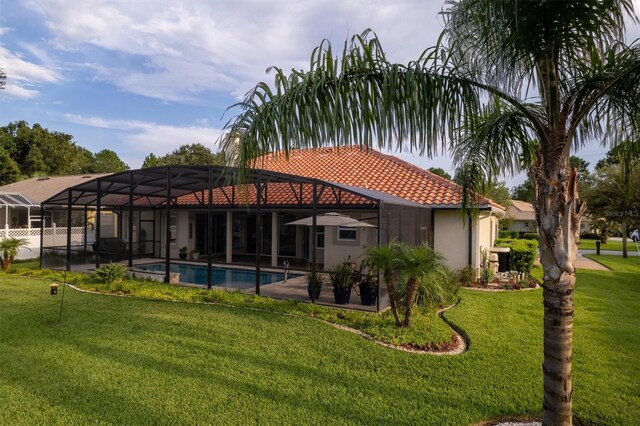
[1,0,639,187]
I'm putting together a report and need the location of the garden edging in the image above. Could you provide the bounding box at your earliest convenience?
[64,282,468,356]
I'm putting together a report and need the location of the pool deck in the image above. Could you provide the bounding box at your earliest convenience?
[58,259,388,312]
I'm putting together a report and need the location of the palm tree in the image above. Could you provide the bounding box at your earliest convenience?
[362,242,402,327]
[395,243,445,327]
[0,238,29,271]
[221,2,640,424]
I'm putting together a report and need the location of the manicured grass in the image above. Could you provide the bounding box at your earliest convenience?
[579,238,632,252]
[5,266,455,350]
[1,261,639,424]
[584,254,640,272]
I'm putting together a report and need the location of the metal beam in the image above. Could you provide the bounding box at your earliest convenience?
[255,172,262,296]
[207,167,213,289]
[165,167,171,284]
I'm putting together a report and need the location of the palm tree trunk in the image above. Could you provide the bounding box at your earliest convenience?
[385,277,402,327]
[622,220,628,259]
[404,277,419,327]
[535,164,584,426]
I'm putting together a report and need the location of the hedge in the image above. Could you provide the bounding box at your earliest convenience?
[521,233,539,240]
[498,230,518,239]
[494,238,538,275]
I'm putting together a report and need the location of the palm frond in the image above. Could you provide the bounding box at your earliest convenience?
[220,31,484,167]
[565,41,640,148]
[442,0,637,95]
[451,101,538,212]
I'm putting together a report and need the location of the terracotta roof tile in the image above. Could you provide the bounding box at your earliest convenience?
[254,147,503,209]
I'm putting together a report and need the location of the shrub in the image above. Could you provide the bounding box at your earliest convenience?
[0,238,30,272]
[455,266,476,287]
[329,262,356,288]
[413,268,458,308]
[498,230,512,239]
[93,263,130,285]
[580,232,603,241]
[494,238,538,275]
[521,233,539,240]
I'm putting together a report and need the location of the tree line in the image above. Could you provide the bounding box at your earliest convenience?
[0,121,224,186]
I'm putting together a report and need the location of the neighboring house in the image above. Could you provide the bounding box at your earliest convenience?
[503,200,537,234]
[0,174,110,259]
[503,199,592,235]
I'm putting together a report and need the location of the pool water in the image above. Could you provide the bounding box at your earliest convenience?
[134,262,297,289]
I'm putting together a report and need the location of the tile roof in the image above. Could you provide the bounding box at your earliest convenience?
[253,147,503,209]
[506,200,537,221]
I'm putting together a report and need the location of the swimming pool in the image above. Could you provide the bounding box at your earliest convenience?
[133,262,297,289]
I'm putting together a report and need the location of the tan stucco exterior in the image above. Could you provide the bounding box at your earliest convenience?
[433,209,501,271]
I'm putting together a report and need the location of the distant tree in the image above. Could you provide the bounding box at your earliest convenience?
[454,167,511,207]
[482,181,511,208]
[141,153,163,168]
[0,121,134,183]
[427,167,452,180]
[0,147,21,185]
[24,145,47,176]
[89,149,129,173]
[142,143,224,167]
[585,162,640,257]
[511,179,535,202]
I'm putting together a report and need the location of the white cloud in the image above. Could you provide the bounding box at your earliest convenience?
[63,113,222,164]
[22,0,444,102]
[0,44,62,99]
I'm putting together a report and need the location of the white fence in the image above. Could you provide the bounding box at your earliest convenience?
[1,226,87,260]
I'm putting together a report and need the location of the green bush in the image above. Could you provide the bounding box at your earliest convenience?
[498,230,511,239]
[580,232,603,241]
[521,233,539,240]
[93,263,130,285]
[494,238,538,275]
[455,266,476,287]
[329,262,356,288]
[414,268,459,308]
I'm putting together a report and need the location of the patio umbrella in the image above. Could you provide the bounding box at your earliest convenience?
[285,212,376,228]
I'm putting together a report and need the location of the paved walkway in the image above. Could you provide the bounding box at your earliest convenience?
[575,254,610,271]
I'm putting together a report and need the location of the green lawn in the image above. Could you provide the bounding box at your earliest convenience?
[578,238,636,252]
[1,261,638,425]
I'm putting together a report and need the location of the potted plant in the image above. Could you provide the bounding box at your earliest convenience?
[179,246,188,260]
[358,272,378,306]
[306,270,322,300]
[330,262,356,304]
[190,249,200,260]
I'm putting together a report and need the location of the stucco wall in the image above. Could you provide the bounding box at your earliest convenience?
[475,213,499,266]
[433,210,470,270]
[433,210,501,270]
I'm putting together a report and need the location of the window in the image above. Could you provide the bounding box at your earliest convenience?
[337,226,357,241]
[316,226,325,248]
